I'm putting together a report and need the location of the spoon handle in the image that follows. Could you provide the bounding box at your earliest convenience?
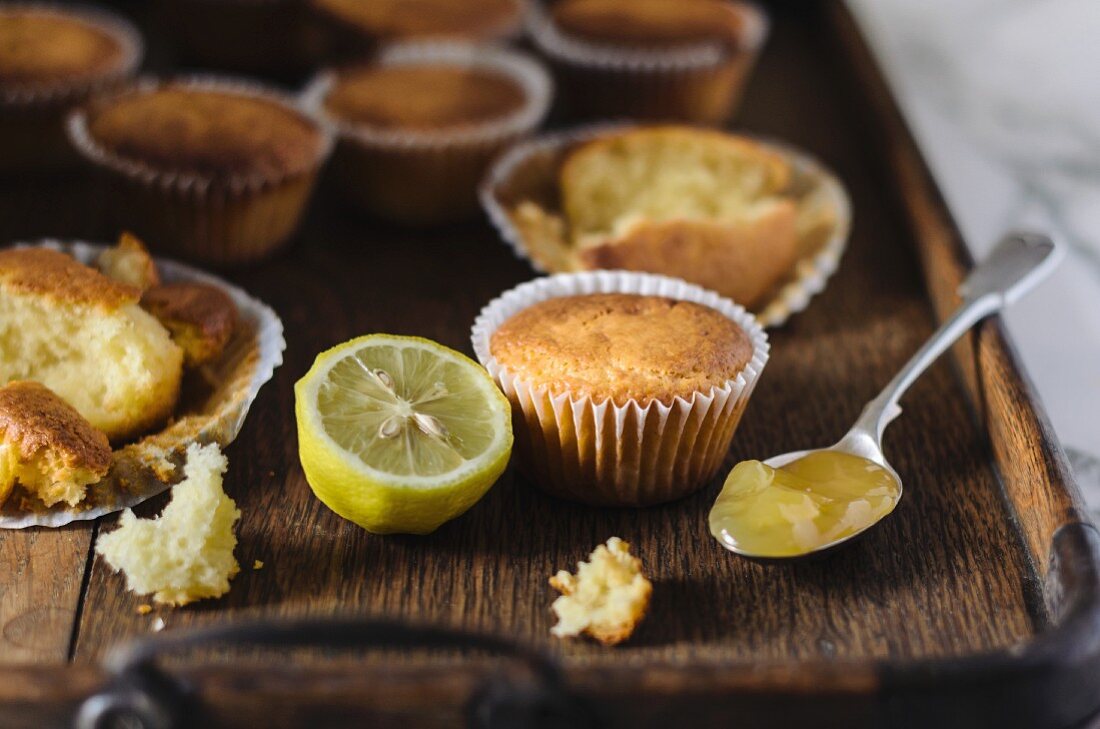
[853,231,1060,443]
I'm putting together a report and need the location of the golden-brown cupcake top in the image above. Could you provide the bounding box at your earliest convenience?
[142,283,236,341]
[0,8,127,86]
[312,0,521,42]
[324,63,527,131]
[85,86,324,178]
[489,293,752,405]
[142,282,238,367]
[0,247,138,311]
[0,381,111,470]
[550,0,746,49]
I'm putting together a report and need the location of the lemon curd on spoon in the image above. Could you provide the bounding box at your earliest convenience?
[708,451,900,558]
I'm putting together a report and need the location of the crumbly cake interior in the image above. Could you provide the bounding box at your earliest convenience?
[0,381,112,508]
[0,249,182,442]
[96,442,240,605]
[561,126,793,246]
[97,233,160,292]
[0,295,182,442]
[550,537,652,645]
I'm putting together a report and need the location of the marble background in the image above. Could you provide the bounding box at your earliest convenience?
[848,0,1100,517]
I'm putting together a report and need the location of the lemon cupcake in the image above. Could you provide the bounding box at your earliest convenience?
[303,43,551,225]
[528,0,766,124]
[67,76,332,265]
[472,271,768,506]
[0,3,142,172]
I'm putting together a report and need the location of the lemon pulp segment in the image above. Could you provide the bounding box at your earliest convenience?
[316,342,500,478]
[295,335,512,534]
[708,451,900,558]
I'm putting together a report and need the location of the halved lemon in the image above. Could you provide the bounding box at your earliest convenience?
[294,335,513,534]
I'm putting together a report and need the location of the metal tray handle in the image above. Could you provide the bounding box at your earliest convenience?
[74,618,595,729]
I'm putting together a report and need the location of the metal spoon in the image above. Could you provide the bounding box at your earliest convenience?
[713,231,1061,560]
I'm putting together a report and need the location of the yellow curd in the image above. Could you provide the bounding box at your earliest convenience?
[708,451,900,558]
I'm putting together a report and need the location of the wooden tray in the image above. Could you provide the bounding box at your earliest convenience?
[3,3,1099,727]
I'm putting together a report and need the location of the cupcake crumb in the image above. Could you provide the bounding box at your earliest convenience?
[136,604,152,615]
[549,537,651,646]
[253,559,264,570]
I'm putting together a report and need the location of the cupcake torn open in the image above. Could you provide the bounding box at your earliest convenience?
[481,123,851,327]
[0,240,284,529]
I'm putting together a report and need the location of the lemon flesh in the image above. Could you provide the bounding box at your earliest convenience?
[295,335,513,534]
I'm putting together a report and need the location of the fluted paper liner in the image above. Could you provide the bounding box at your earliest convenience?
[66,75,333,265]
[526,1,767,124]
[0,241,285,529]
[301,42,552,224]
[472,271,769,506]
[480,123,852,328]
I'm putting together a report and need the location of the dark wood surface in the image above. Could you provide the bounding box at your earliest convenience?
[0,3,1043,669]
[6,4,1100,727]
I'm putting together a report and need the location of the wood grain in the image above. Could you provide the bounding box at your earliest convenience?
[60,5,1037,666]
[0,526,90,664]
[823,1,1091,587]
[0,2,1097,726]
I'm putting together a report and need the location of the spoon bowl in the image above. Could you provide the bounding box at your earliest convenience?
[713,439,903,562]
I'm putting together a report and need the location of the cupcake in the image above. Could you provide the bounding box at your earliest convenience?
[0,3,142,172]
[472,271,768,506]
[303,43,551,226]
[482,124,851,327]
[164,0,318,76]
[67,77,332,265]
[310,0,525,60]
[528,0,767,124]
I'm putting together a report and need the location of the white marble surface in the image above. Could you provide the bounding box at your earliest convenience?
[847,0,1100,515]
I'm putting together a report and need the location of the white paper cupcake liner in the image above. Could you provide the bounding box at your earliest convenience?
[0,240,285,529]
[0,2,144,108]
[66,75,333,263]
[480,123,852,328]
[301,42,551,223]
[472,270,769,506]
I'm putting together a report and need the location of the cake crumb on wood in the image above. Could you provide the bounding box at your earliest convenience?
[549,537,651,646]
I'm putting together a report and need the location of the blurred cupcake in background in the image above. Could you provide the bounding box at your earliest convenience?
[0,3,142,173]
[67,76,332,265]
[309,0,526,62]
[303,42,551,226]
[528,0,767,125]
[163,0,320,77]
